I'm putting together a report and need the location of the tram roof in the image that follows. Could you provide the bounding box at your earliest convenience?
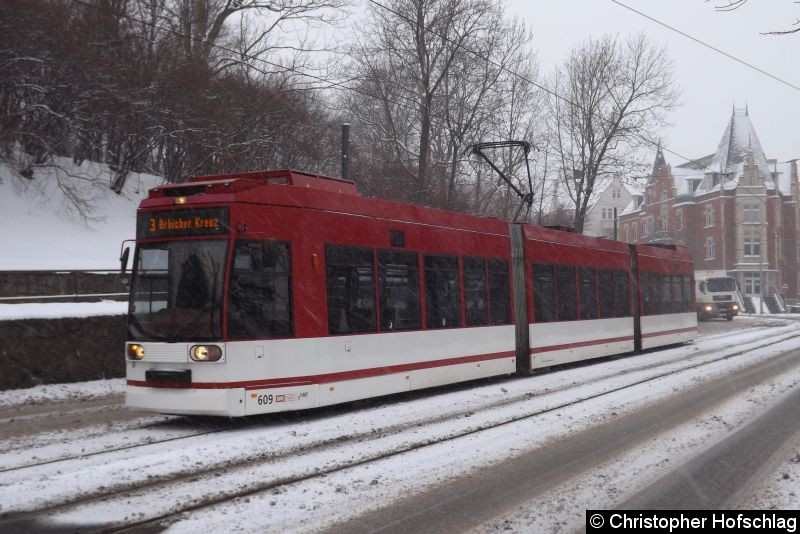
[140,169,691,259]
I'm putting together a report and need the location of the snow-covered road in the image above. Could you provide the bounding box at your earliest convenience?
[1,317,799,532]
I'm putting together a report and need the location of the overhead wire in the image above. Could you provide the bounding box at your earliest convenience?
[610,0,800,94]
[362,0,735,175]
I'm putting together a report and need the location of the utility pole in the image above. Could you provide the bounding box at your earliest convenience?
[341,124,350,181]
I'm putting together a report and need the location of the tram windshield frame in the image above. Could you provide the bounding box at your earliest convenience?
[127,239,228,342]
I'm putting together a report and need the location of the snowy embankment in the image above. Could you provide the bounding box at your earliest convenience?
[0,301,128,321]
[0,158,161,271]
[0,378,124,409]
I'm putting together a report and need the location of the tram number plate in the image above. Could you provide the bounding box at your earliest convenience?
[253,391,308,406]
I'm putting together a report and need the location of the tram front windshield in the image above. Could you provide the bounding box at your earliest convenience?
[128,240,228,341]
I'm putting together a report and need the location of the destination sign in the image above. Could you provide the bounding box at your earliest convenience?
[137,208,230,238]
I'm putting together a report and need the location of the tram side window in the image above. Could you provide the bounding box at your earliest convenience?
[614,270,630,317]
[424,255,461,328]
[556,265,577,321]
[533,263,556,322]
[641,273,652,315]
[579,267,597,320]
[228,240,293,339]
[648,273,660,315]
[326,245,376,334]
[378,250,421,331]
[672,275,683,312]
[464,257,488,326]
[662,274,672,313]
[598,269,614,318]
[489,259,511,325]
[683,276,693,310]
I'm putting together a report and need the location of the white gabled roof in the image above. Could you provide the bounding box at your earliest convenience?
[708,109,772,186]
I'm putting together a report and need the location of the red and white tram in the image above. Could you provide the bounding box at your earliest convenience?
[124,169,696,416]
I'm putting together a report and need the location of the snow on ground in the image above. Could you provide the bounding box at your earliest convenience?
[0,377,124,408]
[163,326,800,533]
[481,375,800,532]
[0,157,161,270]
[0,300,127,321]
[1,318,795,530]
[744,440,800,510]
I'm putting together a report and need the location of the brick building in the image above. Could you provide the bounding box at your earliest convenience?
[618,108,799,301]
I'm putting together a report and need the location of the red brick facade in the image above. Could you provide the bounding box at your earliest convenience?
[618,116,798,301]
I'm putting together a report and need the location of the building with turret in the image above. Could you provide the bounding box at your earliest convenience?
[618,108,799,303]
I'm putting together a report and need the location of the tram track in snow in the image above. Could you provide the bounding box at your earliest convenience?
[0,321,787,475]
[2,322,799,531]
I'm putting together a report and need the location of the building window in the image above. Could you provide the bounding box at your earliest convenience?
[744,273,761,295]
[643,218,654,237]
[744,231,761,257]
[601,208,614,220]
[743,203,761,224]
[704,205,715,227]
[659,213,668,232]
[676,209,683,231]
[632,224,638,242]
[612,188,621,199]
[705,237,716,260]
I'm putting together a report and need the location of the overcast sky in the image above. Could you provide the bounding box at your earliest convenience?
[506,0,800,165]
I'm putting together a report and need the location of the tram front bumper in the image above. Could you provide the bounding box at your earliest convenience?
[125,384,246,417]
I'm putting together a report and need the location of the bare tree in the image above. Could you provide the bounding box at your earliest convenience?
[348,0,499,204]
[440,15,534,208]
[470,37,543,220]
[708,0,800,34]
[546,34,679,233]
[161,0,347,69]
[346,0,545,214]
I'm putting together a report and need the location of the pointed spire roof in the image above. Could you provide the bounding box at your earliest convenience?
[649,143,666,183]
[709,108,771,184]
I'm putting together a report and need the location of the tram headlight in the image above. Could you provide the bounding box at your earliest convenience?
[732,304,739,310]
[127,344,145,360]
[190,345,222,362]
[704,305,713,312]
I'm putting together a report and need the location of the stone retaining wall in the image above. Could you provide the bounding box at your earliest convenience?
[0,315,126,390]
[0,271,129,299]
